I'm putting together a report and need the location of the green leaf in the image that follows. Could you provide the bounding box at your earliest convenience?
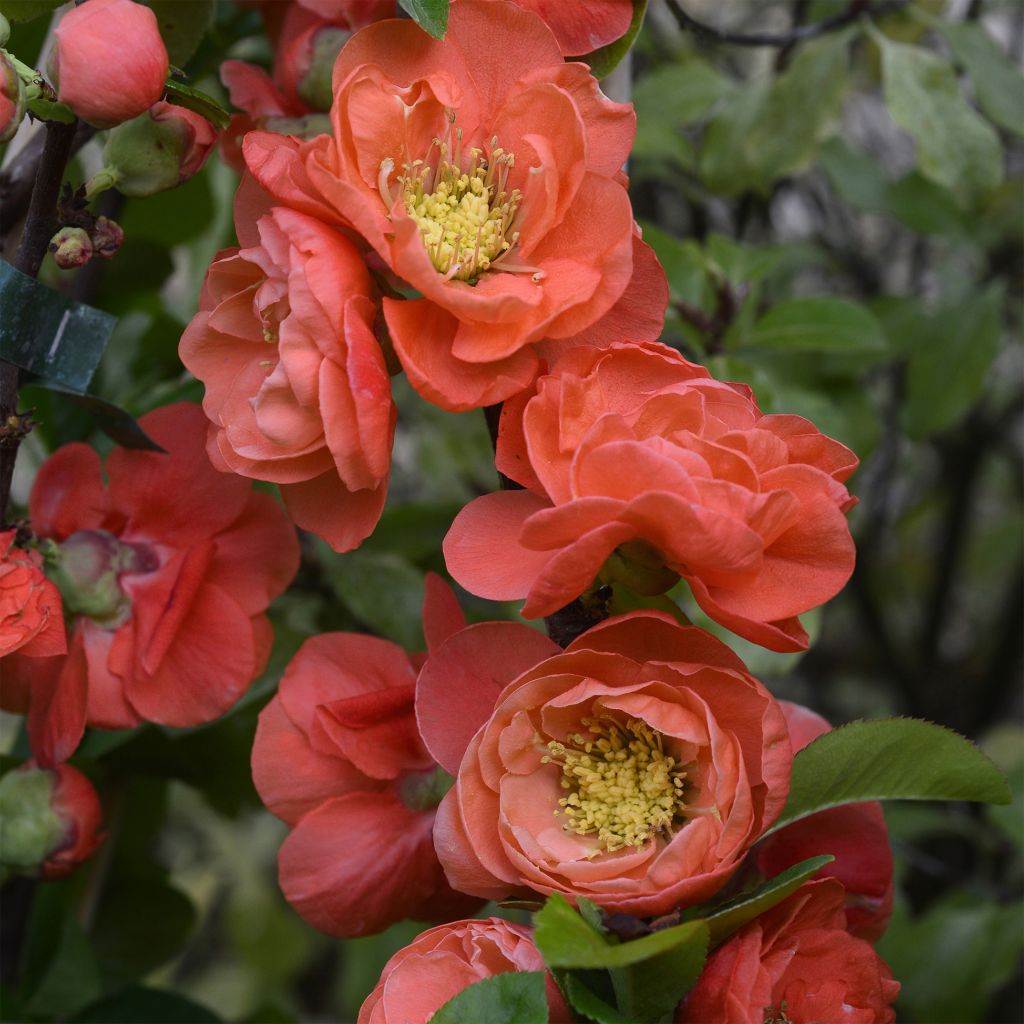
[940,22,1024,136]
[25,94,75,123]
[0,0,60,22]
[875,32,1002,206]
[163,77,231,130]
[563,975,631,1024]
[638,223,708,306]
[764,718,1012,838]
[32,384,166,451]
[70,987,222,1024]
[24,912,101,1020]
[746,298,886,354]
[702,855,834,946]
[902,286,1002,439]
[429,971,548,1024]
[572,0,647,80]
[398,0,448,39]
[146,0,214,66]
[0,261,115,393]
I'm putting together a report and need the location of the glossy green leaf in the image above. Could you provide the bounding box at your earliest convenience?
[429,970,548,1024]
[940,22,1024,136]
[875,32,1002,206]
[573,0,647,80]
[703,855,834,946]
[148,0,214,66]
[764,718,1012,838]
[903,286,1002,439]
[398,0,448,39]
[163,78,231,130]
[746,298,886,354]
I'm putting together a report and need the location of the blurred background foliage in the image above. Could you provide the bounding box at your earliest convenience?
[0,0,1021,1021]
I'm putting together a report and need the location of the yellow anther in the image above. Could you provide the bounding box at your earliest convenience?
[545,717,690,853]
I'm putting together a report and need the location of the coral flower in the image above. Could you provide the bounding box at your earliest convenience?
[1,404,299,766]
[677,879,900,1023]
[0,531,65,659]
[251,577,480,937]
[419,611,792,917]
[444,341,858,651]
[754,701,894,942]
[511,1,635,56]
[358,917,569,1024]
[49,0,168,128]
[242,0,667,411]
[180,191,393,552]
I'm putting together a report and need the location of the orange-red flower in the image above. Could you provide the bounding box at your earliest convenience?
[445,341,858,651]
[0,531,65,660]
[1,404,299,765]
[676,879,900,1023]
[509,0,635,56]
[754,701,894,942]
[180,192,394,552]
[251,577,479,937]
[358,918,569,1024]
[420,611,792,917]
[242,0,667,411]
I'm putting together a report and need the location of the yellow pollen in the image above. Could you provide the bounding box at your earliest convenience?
[542,716,689,854]
[383,123,524,283]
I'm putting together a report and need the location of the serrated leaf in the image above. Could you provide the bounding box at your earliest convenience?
[398,0,448,39]
[163,78,230,130]
[147,0,214,67]
[572,0,647,80]
[746,298,886,354]
[429,970,548,1024]
[764,718,1012,839]
[703,855,834,946]
[940,22,1024,137]
[875,33,1002,206]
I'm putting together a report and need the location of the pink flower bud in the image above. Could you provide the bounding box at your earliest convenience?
[48,226,93,269]
[49,0,169,129]
[90,215,124,258]
[0,762,103,880]
[0,49,25,144]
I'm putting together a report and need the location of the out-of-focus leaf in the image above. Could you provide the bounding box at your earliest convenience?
[324,547,425,650]
[398,0,448,39]
[163,78,231,130]
[147,0,215,66]
[70,987,222,1024]
[638,223,707,307]
[765,718,1011,838]
[118,168,215,248]
[746,298,886,354]
[430,971,548,1024]
[702,855,834,946]
[903,286,1002,439]
[91,878,196,989]
[339,921,424,1020]
[706,234,784,285]
[940,21,1024,136]
[32,384,166,451]
[24,911,101,1020]
[574,0,647,80]
[0,0,60,22]
[877,893,1024,1023]
[875,32,1002,206]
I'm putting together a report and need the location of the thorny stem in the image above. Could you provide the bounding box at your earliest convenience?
[0,118,77,528]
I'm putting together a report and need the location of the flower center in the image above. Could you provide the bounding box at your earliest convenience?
[380,120,522,283]
[543,716,688,853]
[763,1004,794,1024]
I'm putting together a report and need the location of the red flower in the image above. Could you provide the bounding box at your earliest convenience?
[752,702,894,941]
[0,530,65,659]
[445,341,857,651]
[42,762,105,879]
[251,576,479,936]
[242,0,667,411]
[677,879,900,1023]
[509,1,634,56]
[358,917,569,1024]
[420,611,792,917]
[2,404,299,765]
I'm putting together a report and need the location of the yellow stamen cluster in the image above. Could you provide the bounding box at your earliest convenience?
[542,716,688,854]
[763,1004,793,1024]
[382,124,522,283]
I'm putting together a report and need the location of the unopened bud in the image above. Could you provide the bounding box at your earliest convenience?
[87,100,217,198]
[0,15,10,48]
[0,763,103,880]
[48,226,93,269]
[0,49,26,144]
[90,215,124,258]
[600,540,680,597]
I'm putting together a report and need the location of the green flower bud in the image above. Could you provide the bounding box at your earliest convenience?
[0,767,63,875]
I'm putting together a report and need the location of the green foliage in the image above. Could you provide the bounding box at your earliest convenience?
[163,78,231,131]
[398,0,448,39]
[0,0,59,23]
[746,298,886,355]
[147,0,214,67]
[429,971,548,1024]
[70,987,221,1023]
[874,30,1002,207]
[767,718,1011,837]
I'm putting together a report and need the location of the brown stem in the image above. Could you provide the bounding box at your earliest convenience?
[0,118,77,528]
